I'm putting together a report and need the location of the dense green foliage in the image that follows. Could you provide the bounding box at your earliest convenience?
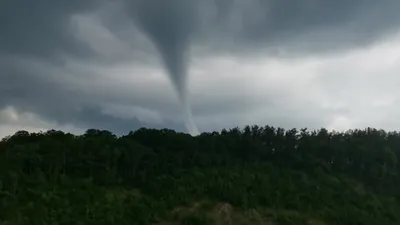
[1,126,400,224]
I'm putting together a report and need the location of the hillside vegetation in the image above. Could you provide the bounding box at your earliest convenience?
[1,126,400,224]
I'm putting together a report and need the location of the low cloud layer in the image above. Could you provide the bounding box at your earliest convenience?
[1,0,400,137]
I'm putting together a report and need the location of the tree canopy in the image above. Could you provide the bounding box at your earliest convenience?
[1,126,400,224]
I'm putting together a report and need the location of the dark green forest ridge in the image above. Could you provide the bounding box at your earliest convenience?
[1,126,400,225]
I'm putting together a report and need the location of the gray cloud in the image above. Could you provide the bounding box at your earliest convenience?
[0,0,104,60]
[114,0,400,56]
[1,0,400,136]
[116,0,400,134]
[201,0,400,55]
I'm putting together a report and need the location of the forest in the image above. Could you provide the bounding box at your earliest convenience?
[1,125,400,225]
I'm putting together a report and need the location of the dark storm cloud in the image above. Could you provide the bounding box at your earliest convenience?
[117,0,400,134]
[0,0,148,134]
[2,0,400,67]
[118,0,400,56]
[0,0,105,60]
[0,56,182,134]
[206,0,400,55]
[1,0,400,134]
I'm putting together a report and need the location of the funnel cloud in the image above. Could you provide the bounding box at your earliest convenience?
[125,0,200,135]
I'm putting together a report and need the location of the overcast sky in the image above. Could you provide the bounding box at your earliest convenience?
[1,0,400,137]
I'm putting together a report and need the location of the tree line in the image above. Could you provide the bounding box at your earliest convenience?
[1,126,400,224]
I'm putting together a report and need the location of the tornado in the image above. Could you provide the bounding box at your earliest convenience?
[126,0,199,135]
